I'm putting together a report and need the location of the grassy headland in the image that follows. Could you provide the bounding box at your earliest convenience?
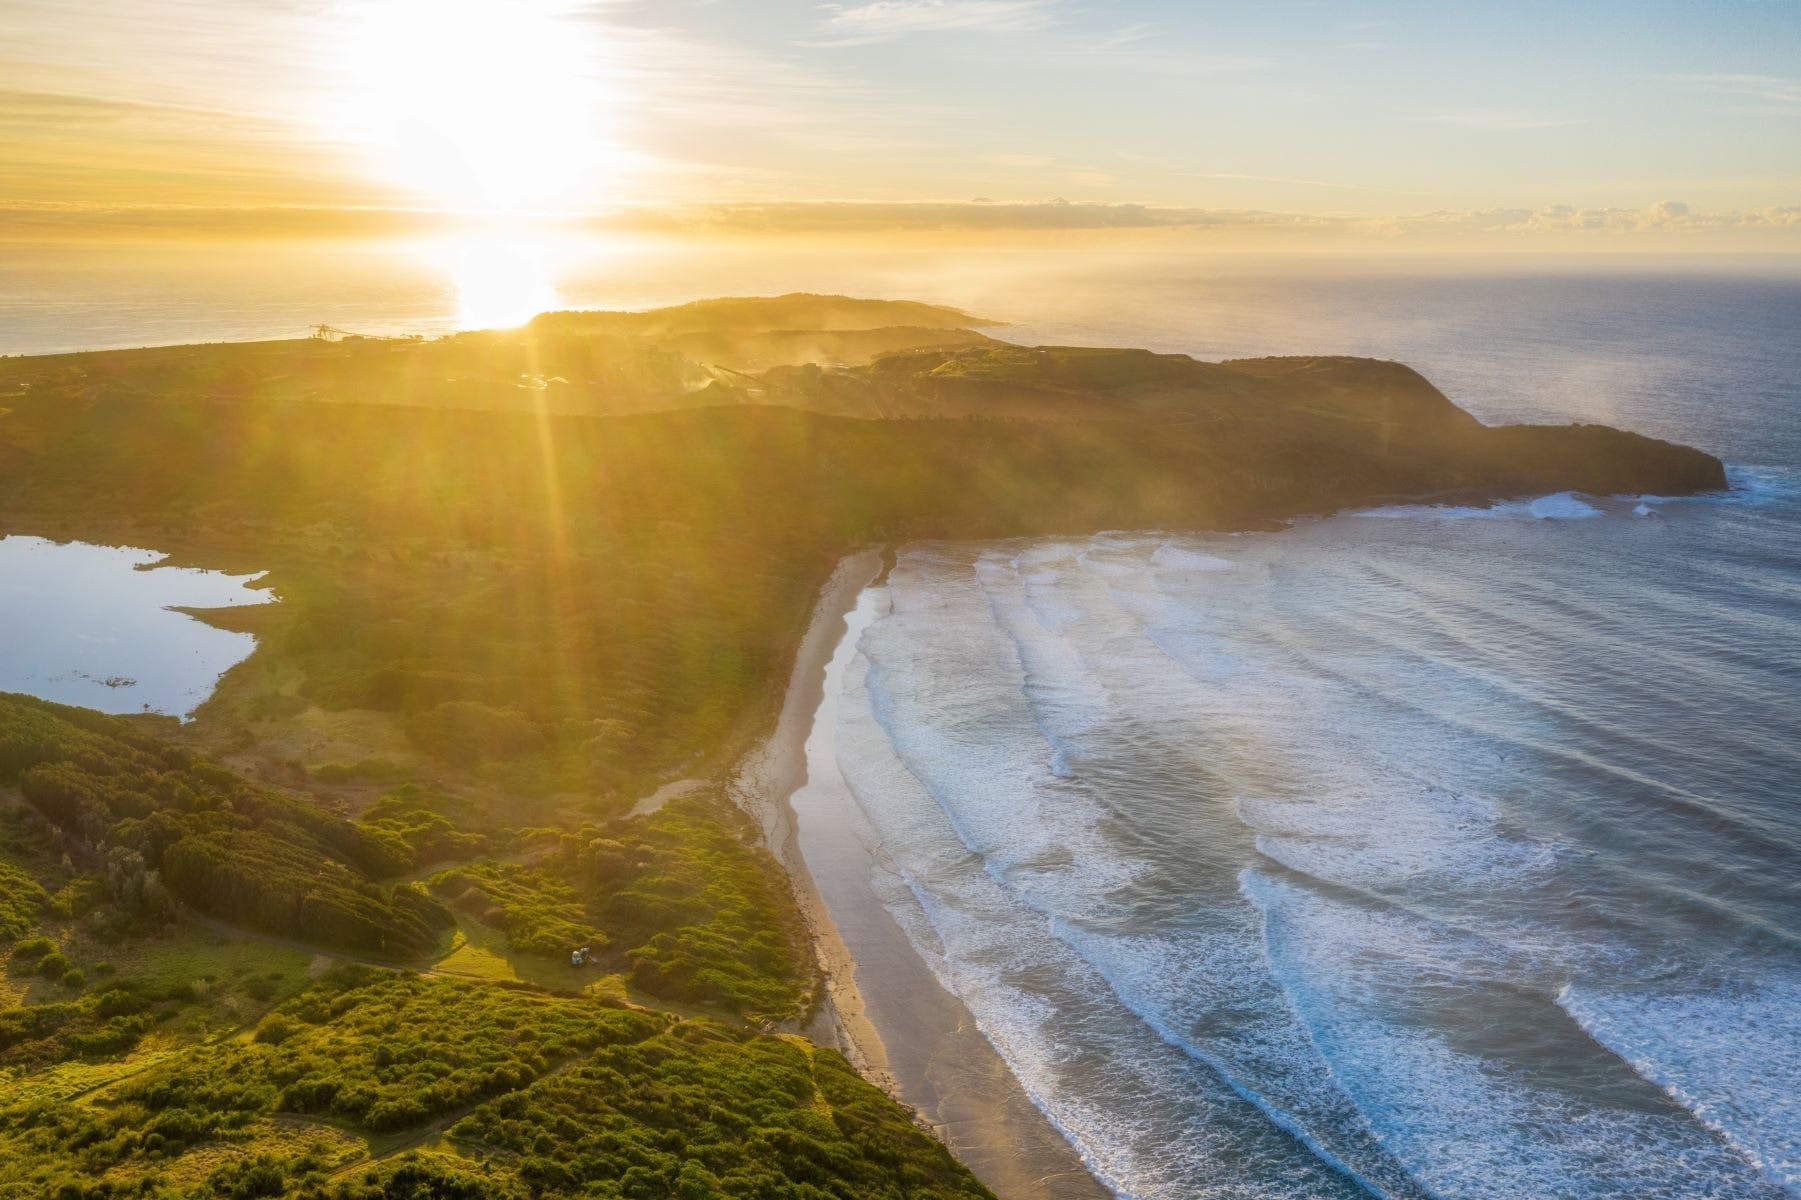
[0,295,1724,1197]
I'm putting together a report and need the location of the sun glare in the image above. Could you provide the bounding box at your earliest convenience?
[436,231,562,329]
[335,0,627,326]
[337,0,618,215]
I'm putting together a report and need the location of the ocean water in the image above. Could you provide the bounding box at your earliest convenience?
[810,268,1801,1198]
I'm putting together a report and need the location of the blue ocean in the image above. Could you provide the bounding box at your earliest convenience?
[816,261,1801,1198]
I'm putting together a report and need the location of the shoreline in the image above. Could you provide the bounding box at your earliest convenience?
[733,549,1110,1200]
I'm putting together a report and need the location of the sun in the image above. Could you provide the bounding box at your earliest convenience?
[334,0,625,326]
[337,0,619,216]
[432,231,562,330]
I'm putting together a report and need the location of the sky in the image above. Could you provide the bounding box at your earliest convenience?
[2,0,1798,241]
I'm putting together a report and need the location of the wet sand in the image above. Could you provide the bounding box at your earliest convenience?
[733,550,1109,1200]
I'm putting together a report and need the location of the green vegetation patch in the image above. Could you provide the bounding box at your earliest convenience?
[0,967,658,1190]
[227,967,661,1131]
[450,1023,993,1200]
[355,784,487,875]
[426,794,809,1019]
[0,961,995,1199]
[587,796,809,1021]
[0,856,50,942]
[0,694,451,956]
[429,860,602,959]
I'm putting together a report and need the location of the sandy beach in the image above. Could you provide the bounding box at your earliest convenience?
[733,550,1110,1200]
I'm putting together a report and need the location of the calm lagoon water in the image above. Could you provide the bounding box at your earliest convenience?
[0,536,273,718]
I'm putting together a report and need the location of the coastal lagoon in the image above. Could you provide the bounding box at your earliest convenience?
[0,536,273,718]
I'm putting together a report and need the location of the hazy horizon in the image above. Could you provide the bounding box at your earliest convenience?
[3,0,1798,254]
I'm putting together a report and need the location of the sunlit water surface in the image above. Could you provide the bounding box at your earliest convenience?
[0,537,273,718]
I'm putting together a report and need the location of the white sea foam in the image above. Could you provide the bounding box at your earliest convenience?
[1352,491,1605,521]
[821,519,1801,1200]
[1558,976,1801,1194]
[1354,502,1510,520]
[833,621,1376,1198]
[1723,464,1801,504]
[1150,543,1237,572]
[1240,782,1560,897]
[1527,492,1605,519]
[1354,490,1606,522]
[1243,870,1785,1199]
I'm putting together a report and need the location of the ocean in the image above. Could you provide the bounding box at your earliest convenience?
[5,240,1798,1197]
[810,261,1801,1199]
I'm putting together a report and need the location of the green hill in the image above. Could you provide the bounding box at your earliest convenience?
[0,295,1724,1198]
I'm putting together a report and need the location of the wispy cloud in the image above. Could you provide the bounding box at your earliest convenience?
[1180,171,1381,193]
[12,198,1801,246]
[818,0,1057,43]
[1410,108,1583,131]
[1675,73,1801,113]
[597,198,1801,239]
[1378,200,1801,235]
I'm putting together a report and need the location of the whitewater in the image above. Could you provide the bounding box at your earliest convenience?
[824,466,1799,1198]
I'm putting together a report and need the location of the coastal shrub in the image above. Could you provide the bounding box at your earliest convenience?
[0,976,184,1066]
[307,758,406,785]
[448,1023,996,1199]
[357,784,486,872]
[428,859,603,958]
[0,932,990,1198]
[0,694,452,957]
[11,934,55,961]
[0,858,49,941]
[142,968,661,1133]
[587,796,808,1020]
[241,1151,524,1200]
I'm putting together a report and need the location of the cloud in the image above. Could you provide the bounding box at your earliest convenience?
[1375,200,1801,236]
[819,0,1057,42]
[1675,73,1801,113]
[1410,108,1583,131]
[11,199,1800,245]
[597,199,1801,239]
[1179,171,1382,193]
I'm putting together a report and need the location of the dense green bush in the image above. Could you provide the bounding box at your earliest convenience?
[588,796,807,1020]
[0,695,451,956]
[141,968,660,1133]
[428,860,601,958]
[450,1021,993,1199]
[356,785,485,873]
[0,978,178,1066]
[0,858,49,941]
